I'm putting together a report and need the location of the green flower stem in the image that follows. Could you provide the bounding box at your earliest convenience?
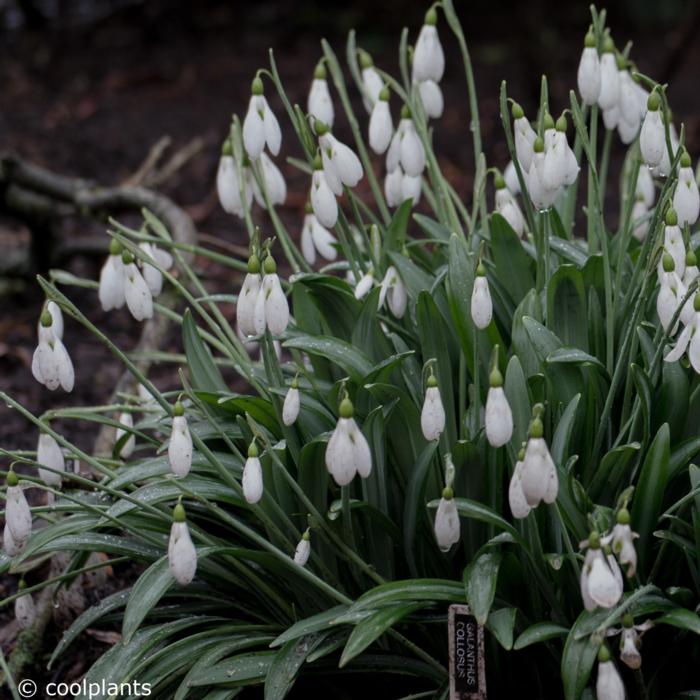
[586,107,599,254]
[599,127,613,199]
[553,501,581,579]
[230,116,257,240]
[562,105,588,235]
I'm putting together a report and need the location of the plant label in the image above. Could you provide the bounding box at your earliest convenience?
[448,604,486,700]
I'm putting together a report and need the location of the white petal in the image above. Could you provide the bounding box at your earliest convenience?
[348,418,372,478]
[169,521,197,585]
[596,661,625,700]
[418,79,444,118]
[15,594,36,629]
[301,215,317,265]
[242,456,264,503]
[434,497,460,551]
[421,386,446,441]
[384,167,403,208]
[37,434,65,487]
[311,217,337,261]
[399,120,425,177]
[6,485,32,545]
[588,551,623,608]
[308,78,334,127]
[325,419,357,486]
[640,110,665,167]
[98,255,126,311]
[471,277,492,329]
[508,461,531,519]
[520,437,557,507]
[362,67,383,111]
[665,321,693,363]
[261,96,282,156]
[354,271,374,300]
[636,165,655,207]
[237,273,261,338]
[328,134,363,187]
[294,538,311,566]
[674,167,700,227]
[598,53,620,110]
[485,387,513,447]
[116,412,135,459]
[52,338,74,392]
[168,416,193,477]
[243,96,266,160]
[577,47,601,106]
[124,263,153,321]
[263,274,289,336]
[3,522,23,556]
[282,387,301,426]
[217,155,243,215]
[413,24,445,82]
[401,173,422,205]
[369,101,393,155]
[311,171,338,228]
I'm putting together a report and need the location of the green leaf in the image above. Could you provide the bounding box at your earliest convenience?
[182,309,227,392]
[270,606,348,648]
[655,608,700,635]
[350,579,465,612]
[383,199,413,262]
[451,498,526,548]
[546,264,588,351]
[514,622,569,650]
[551,394,581,466]
[490,212,534,304]
[486,607,517,650]
[265,635,323,700]
[283,335,373,382]
[504,355,531,451]
[561,609,603,700]
[190,651,275,686]
[463,552,501,625]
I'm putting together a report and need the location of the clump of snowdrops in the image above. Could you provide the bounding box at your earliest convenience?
[2,3,700,699]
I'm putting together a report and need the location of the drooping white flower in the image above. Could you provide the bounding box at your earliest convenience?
[253,255,289,336]
[580,533,623,611]
[115,412,135,459]
[636,164,655,208]
[417,79,444,119]
[434,487,460,552]
[361,58,384,112]
[513,104,536,172]
[412,8,444,83]
[294,530,311,566]
[640,91,666,168]
[3,523,22,557]
[597,38,620,111]
[99,241,126,312]
[4,472,32,551]
[31,308,74,392]
[237,255,262,338]
[543,116,575,191]
[301,204,337,265]
[242,441,264,504]
[658,209,686,279]
[169,504,197,585]
[353,268,375,300]
[652,121,680,178]
[369,87,393,155]
[317,123,363,192]
[283,380,301,426]
[485,362,513,448]
[665,296,700,372]
[618,69,644,142]
[242,77,281,160]
[123,252,153,321]
[656,255,685,335]
[421,376,445,441]
[384,166,404,208]
[509,448,531,519]
[14,584,36,630]
[684,249,699,288]
[608,508,639,577]
[325,397,372,486]
[674,152,700,227]
[596,647,625,700]
[471,264,492,330]
[139,241,172,298]
[609,616,652,670]
[386,110,426,178]
[577,31,601,106]
[495,176,525,236]
[527,138,558,211]
[252,152,287,210]
[168,402,193,478]
[379,265,407,318]
[217,142,253,218]
[401,172,422,205]
[310,157,339,228]
[503,160,521,195]
[36,432,65,488]
[520,407,558,508]
[307,62,334,127]
[631,197,650,242]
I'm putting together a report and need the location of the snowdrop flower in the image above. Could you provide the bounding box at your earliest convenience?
[252,152,287,209]
[99,239,126,311]
[577,30,601,106]
[360,52,384,112]
[294,529,311,566]
[253,254,289,336]
[32,308,74,392]
[412,7,445,83]
[618,67,644,142]
[543,115,580,190]
[325,396,372,486]
[310,154,339,228]
[379,265,407,318]
[485,355,513,448]
[384,166,404,208]
[636,164,655,207]
[237,254,262,337]
[369,87,393,155]
[421,373,445,441]
[597,37,620,111]
[674,151,700,227]
[307,62,334,127]
[609,507,638,577]
[301,203,337,265]
[242,441,264,504]
[217,140,253,218]
[242,76,281,160]
[658,208,686,280]
[417,79,444,119]
[122,251,153,321]
[386,107,425,177]
[4,471,32,553]
[527,137,558,211]
[652,120,680,178]
[14,581,36,630]
[640,91,666,168]
[353,268,375,300]
[494,174,525,236]
[610,614,652,670]
[580,531,624,611]
[471,262,492,330]
[168,503,197,585]
[168,401,193,478]
[42,300,64,339]
[434,484,460,552]
[512,103,536,173]
[115,412,135,459]
[684,249,699,287]
[542,112,556,151]
[316,121,363,194]
[402,172,423,205]
[665,292,700,372]
[508,446,531,519]
[283,377,301,426]
[656,253,686,335]
[520,405,558,508]
[36,432,65,488]
[503,160,521,195]
[596,645,625,700]
[631,196,650,242]
[602,105,620,132]
[139,242,172,298]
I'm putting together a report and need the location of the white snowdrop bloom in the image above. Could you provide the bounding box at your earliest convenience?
[139,242,172,298]
[602,105,620,131]
[237,255,262,338]
[31,309,74,392]
[354,269,375,300]
[596,652,625,700]
[636,165,655,207]
[471,264,492,330]
[619,69,643,132]
[5,473,32,550]
[619,628,642,670]
[254,255,289,336]
[513,105,536,173]
[168,403,193,478]
[14,586,36,630]
[361,59,384,112]
[242,442,264,504]
[369,88,393,155]
[379,266,408,318]
[317,124,363,191]
[421,376,445,441]
[307,63,334,127]
[581,535,624,610]
[520,408,558,508]
[617,115,639,145]
[417,79,444,119]
[123,252,153,321]
[684,250,699,288]
[98,240,126,312]
[402,172,422,205]
[169,505,197,585]
[384,166,404,207]
[656,259,685,335]
[640,91,666,167]
[542,114,556,151]
[115,412,135,459]
[665,296,700,372]
[394,111,425,177]
[242,77,281,159]
[252,152,287,209]
[3,523,22,557]
[311,159,339,228]
[325,397,372,486]
[283,380,301,426]
[412,8,445,83]
[610,508,638,578]
[527,139,558,211]
[41,300,64,340]
[503,160,521,195]
[36,432,65,488]
[485,363,513,448]
[301,205,338,265]
[294,531,311,566]
[577,32,601,106]
[597,38,620,110]
[543,117,571,191]
[631,198,650,242]
[674,152,700,226]
[434,488,460,552]
[217,143,253,218]
[508,449,531,519]
[658,210,686,279]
